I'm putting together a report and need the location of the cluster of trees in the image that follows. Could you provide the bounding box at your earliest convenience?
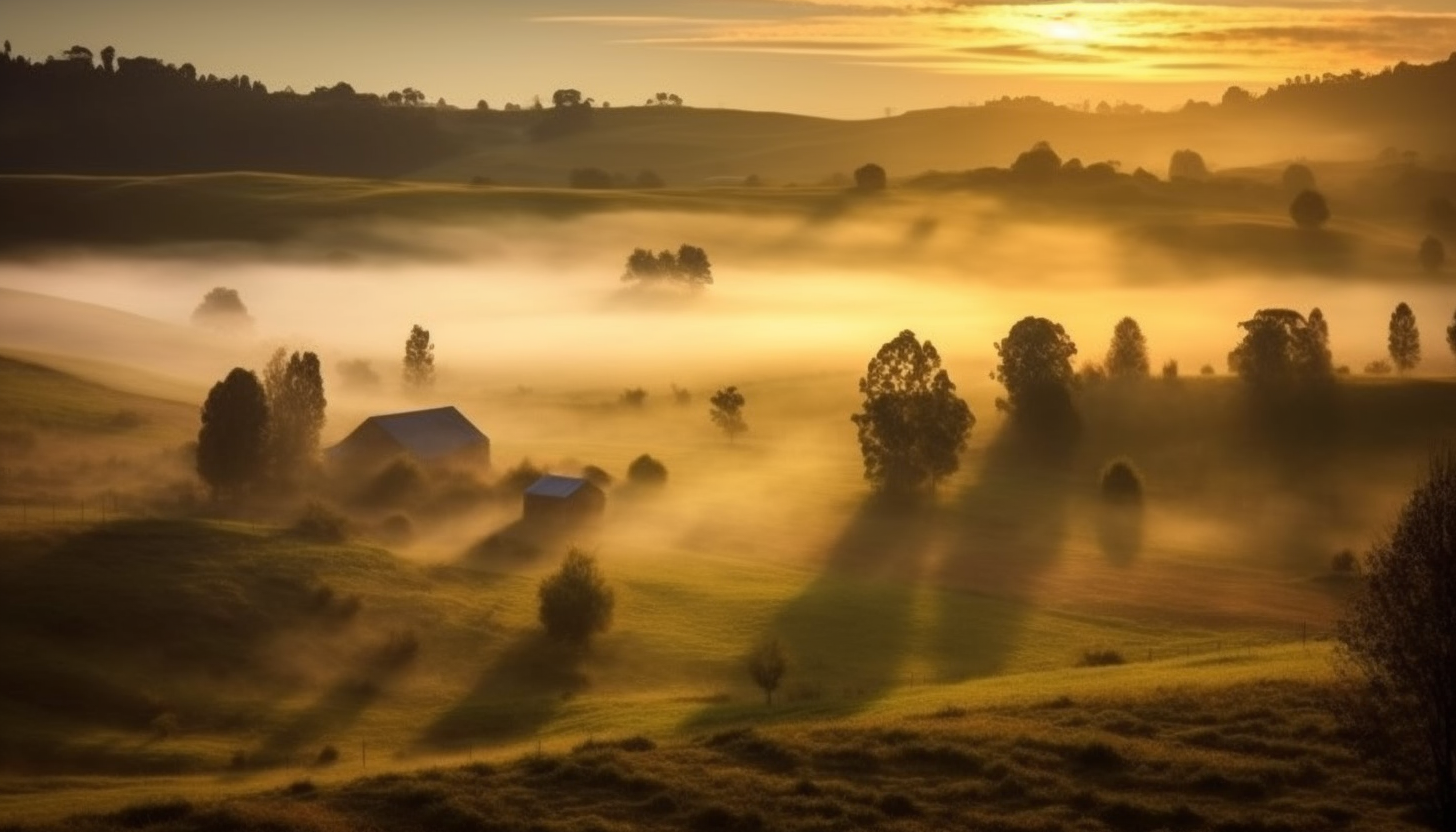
[621,245,713,286]
[196,349,326,496]
[191,287,253,333]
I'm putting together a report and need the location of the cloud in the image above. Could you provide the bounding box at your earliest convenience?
[541,1,1456,85]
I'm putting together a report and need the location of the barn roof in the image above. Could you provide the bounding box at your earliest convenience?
[525,475,592,499]
[339,406,487,461]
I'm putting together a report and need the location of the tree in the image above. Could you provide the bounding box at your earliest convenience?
[551,88,583,108]
[627,454,667,486]
[675,245,712,285]
[1227,308,1332,391]
[1010,141,1061,178]
[196,368,269,498]
[1289,189,1330,230]
[1335,450,1456,829]
[747,637,788,706]
[1105,317,1150,379]
[191,287,253,332]
[1167,149,1208,181]
[1389,302,1421,373]
[1420,236,1446,273]
[1281,163,1315,193]
[709,386,747,441]
[1100,460,1144,505]
[992,317,1078,430]
[1447,309,1456,362]
[1220,86,1253,106]
[851,330,974,496]
[853,163,887,191]
[266,350,326,479]
[100,45,115,73]
[403,325,435,389]
[537,548,615,648]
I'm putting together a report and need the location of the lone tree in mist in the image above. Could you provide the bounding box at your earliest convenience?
[622,245,712,286]
[1289,189,1330,230]
[1167,149,1209,182]
[1419,236,1446,273]
[853,163,887,191]
[191,287,253,333]
[1105,317,1150,379]
[708,386,748,441]
[1100,460,1144,505]
[1389,302,1421,373]
[993,317,1079,433]
[538,548,615,648]
[196,368,270,498]
[1335,449,1456,829]
[627,454,668,486]
[403,325,435,390]
[1227,308,1332,393]
[1281,163,1315,194]
[747,637,788,706]
[851,330,974,497]
[263,349,327,480]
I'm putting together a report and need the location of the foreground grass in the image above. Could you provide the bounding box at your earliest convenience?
[5,673,1422,832]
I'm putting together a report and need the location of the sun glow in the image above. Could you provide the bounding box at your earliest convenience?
[1045,19,1091,42]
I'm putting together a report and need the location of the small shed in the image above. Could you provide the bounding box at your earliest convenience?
[523,475,606,523]
[327,406,489,470]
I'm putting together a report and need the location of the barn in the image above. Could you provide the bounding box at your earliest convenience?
[326,406,489,470]
[523,475,606,523]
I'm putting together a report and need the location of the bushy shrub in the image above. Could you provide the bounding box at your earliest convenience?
[316,745,340,765]
[538,548,615,647]
[1100,460,1144,505]
[627,454,668,486]
[376,513,415,546]
[1079,648,1126,667]
[498,460,546,495]
[581,465,614,488]
[1161,359,1179,380]
[620,388,648,408]
[355,458,426,509]
[291,501,350,543]
[1364,359,1393,375]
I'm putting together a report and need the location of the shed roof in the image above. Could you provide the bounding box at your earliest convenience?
[341,406,487,461]
[525,475,592,499]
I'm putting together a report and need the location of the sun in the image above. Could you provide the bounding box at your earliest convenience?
[1045,19,1091,42]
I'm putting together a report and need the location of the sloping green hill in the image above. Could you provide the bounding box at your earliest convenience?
[0,352,193,438]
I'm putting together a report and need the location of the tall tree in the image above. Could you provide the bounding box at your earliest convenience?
[1389,302,1421,373]
[708,386,747,441]
[1336,450,1456,829]
[851,330,974,496]
[266,350,326,479]
[1105,317,1150,379]
[993,316,1079,430]
[1227,308,1333,391]
[403,324,435,389]
[196,368,269,498]
[99,45,115,73]
[747,637,788,706]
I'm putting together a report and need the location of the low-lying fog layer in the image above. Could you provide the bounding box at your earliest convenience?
[0,206,1452,396]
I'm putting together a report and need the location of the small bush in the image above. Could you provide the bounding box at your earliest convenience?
[291,501,350,543]
[316,745,340,765]
[1100,460,1144,505]
[581,464,614,489]
[498,460,546,495]
[627,454,668,486]
[1364,359,1393,375]
[376,513,415,546]
[1200,364,1215,376]
[620,388,648,408]
[1079,648,1126,667]
[285,779,316,796]
[1330,549,1359,574]
[1161,359,1179,380]
[538,549,615,647]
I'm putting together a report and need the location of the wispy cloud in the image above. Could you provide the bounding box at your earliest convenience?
[539,2,1456,85]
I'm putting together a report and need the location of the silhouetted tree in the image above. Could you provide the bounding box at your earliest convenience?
[1010,141,1061,178]
[1335,449,1456,829]
[99,45,115,73]
[265,350,326,480]
[1447,310,1456,362]
[620,388,647,408]
[1221,86,1253,106]
[1105,317,1150,379]
[1389,302,1421,373]
[1290,189,1330,230]
[1228,308,1333,391]
[747,637,788,706]
[675,245,712,285]
[1167,149,1208,181]
[403,324,435,389]
[1420,236,1446,273]
[196,368,269,498]
[1282,163,1316,193]
[709,386,747,441]
[191,287,253,332]
[538,548,615,648]
[851,330,974,496]
[1161,359,1179,380]
[622,245,711,286]
[627,454,667,486]
[993,317,1078,431]
[1100,460,1144,505]
[853,163,887,191]
[551,89,583,108]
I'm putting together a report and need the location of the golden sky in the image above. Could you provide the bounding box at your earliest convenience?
[6,0,1456,117]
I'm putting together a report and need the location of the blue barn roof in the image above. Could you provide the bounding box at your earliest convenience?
[525,475,591,499]
[330,406,487,462]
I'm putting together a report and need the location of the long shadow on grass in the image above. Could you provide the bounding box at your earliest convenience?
[929,423,1077,682]
[414,631,586,752]
[461,516,598,574]
[685,496,940,727]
